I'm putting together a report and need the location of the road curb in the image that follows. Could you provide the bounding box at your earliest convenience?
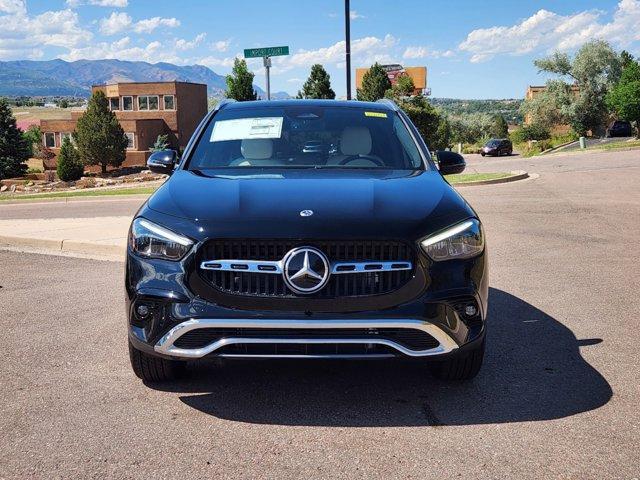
[0,235,124,258]
[453,171,530,187]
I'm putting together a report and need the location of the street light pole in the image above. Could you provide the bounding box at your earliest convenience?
[264,56,272,100]
[345,0,352,100]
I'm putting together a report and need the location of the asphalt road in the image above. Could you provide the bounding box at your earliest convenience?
[1,148,639,479]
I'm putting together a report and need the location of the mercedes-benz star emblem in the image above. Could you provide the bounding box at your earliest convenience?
[283,247,330,294]
[300,210,314,217]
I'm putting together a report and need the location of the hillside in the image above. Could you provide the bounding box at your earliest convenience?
[0,59,289,99]
[430,97,524,124]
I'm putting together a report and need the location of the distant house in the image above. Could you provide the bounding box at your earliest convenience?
[40,81,208,169]
[524,84,580,134]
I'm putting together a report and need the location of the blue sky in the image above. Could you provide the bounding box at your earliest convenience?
[1,0,639,98]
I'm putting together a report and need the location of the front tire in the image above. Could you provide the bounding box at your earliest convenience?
[128,340,184,382]
[430,337,485,381]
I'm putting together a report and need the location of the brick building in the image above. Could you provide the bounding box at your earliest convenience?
[40,81,207,168]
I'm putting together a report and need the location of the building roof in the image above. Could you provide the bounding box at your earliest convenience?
[91,80,208,88]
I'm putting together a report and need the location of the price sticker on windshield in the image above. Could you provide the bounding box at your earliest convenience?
[211,117,284,142]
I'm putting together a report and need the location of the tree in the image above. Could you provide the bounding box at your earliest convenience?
[22,124,43,158]
[0,98,29,180]
[385,75,415,100]
[56,136,84,181]
[151,134,169,152]
[226,58,257,101]
[607,61,640,137]
[74,91,128,174]
[357,63,392,102]
[490,115,509,138]
[398,96,450,150]
[531,40,622,135]
[297,64,335,99]
[58,99,69,108]
[620,50,635,68]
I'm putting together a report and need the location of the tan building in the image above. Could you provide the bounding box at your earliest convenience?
[356,65,428,96]
[40,81,208,168]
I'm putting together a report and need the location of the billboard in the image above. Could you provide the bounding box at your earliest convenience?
[355,65,428,96]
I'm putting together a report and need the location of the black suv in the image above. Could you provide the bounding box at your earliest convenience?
[481,138,512,156]
[126,100,488,383]
[606,120,633,137]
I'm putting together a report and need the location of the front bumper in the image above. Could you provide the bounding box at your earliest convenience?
[126,223,489,361]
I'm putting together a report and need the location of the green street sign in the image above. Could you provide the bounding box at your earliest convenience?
[244,46,289,58]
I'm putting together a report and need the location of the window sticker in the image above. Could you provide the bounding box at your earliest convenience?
[364,111,387,118]
[211,117,284,142]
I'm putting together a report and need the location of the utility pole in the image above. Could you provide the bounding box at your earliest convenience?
[345,0,352,100]
[264,56,272,100]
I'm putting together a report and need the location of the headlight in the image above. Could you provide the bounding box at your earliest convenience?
[129,218,193,260]
[420,219,484,261]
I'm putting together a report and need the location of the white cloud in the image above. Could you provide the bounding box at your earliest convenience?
[0,0,25,14]
[274,34,398,73]
[66,0,128,7]
[133,16,180,33]
[99,11,131,34]
[176,33,206,51]
[0,6,93,59]
[459,0,640,62]
[212,39,231,52]
[198,55,238,68]
[287,77,302,83]
[61,36,180,63]
[403,46,455,59]
[350,10,364,20]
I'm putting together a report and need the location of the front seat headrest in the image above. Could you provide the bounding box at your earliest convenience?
[340,126,372,156]
[241,138,273,159]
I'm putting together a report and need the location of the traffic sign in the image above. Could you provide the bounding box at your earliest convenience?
[244,46,289,58]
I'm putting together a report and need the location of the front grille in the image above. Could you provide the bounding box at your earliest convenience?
[173,327,439,351]
[215,343,399,356]
[199,239,415,298]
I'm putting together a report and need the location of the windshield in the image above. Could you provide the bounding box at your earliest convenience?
[486,139,501,147]
[187,105,426,170]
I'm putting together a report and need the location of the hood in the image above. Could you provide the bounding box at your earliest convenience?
[145,169,473,241]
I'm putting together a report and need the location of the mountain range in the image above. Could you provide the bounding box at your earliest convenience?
[0,59,290,99]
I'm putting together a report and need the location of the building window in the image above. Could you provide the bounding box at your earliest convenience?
[138,95,159,111]
[109,97,120,111]
[163,95,175,110]
[125,132,135,149]
[61,132,73,145]
[44,132,56,148]
[122,96,133,111]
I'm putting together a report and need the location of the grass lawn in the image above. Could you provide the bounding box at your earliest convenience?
[445,172,514,184]
[11,106,75,122]
[594,140,640,151]
[0,186,159,202]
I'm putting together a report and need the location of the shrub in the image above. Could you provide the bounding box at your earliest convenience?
[0,98,29,180]
[151,134,169,152]
[56,137,84,181]
[510,124,551,143]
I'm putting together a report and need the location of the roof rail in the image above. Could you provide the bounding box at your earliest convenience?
[217,98,236,110]
[376,98,400,111]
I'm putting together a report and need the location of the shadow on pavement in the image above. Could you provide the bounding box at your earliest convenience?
[150,288,612,426]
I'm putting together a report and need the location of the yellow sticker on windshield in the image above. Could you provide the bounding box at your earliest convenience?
[364,111,387,118]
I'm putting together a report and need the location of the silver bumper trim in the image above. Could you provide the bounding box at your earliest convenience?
[153,318,459,359]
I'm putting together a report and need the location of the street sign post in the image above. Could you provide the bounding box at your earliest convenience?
[244,46,289,100]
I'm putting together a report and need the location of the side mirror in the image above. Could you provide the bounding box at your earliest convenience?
[147,150,177,175]
[436,150,466,175]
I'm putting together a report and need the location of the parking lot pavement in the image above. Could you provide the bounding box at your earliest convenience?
[1,149,639,479]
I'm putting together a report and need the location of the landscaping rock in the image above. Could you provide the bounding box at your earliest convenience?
[10,185,17,192]
[0,185,7,192]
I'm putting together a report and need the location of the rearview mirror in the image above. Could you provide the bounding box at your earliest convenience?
[147,150,177,175]
[436,151,466,175]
